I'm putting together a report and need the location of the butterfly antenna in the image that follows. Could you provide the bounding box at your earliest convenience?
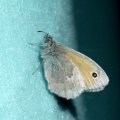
[37,30,48,35]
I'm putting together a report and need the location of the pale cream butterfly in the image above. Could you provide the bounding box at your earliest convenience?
[37,31,109,100]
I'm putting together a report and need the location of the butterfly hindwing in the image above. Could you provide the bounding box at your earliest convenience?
[43,52,84,99]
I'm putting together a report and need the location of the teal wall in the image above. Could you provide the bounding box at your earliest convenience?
[0,0,119,120]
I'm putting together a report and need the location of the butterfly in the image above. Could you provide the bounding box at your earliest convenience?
[38,31,109,100]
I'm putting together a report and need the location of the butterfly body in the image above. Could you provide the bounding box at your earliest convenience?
[41,34,109,99]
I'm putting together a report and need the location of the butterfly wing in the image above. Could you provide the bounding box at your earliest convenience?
[43,52,85,99]
[62,46,109,92]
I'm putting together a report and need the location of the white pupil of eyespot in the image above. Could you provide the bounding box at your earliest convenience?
[92,72,97,78]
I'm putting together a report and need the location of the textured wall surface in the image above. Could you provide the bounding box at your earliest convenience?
[0,0,119,120]
[0,0,84,120]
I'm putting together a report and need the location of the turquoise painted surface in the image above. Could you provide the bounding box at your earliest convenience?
[0,0,84,120]
[0,0,119,120]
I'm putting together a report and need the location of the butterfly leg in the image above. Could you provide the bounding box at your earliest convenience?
[28,42,47,49]
[32,64,42,75]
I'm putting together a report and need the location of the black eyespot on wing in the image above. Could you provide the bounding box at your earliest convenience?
[92,72,98,78]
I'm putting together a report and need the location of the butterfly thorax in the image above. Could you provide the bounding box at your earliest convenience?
[41,35,64,59]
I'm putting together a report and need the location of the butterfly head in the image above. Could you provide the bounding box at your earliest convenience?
[44,34,53,46]
[37,31,55,46]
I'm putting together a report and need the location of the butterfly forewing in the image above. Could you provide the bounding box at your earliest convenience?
[63,46,109,92]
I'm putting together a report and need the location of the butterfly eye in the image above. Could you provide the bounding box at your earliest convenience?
[44,34,53,44]
[92,72,98,78]
[45,39,51,43]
